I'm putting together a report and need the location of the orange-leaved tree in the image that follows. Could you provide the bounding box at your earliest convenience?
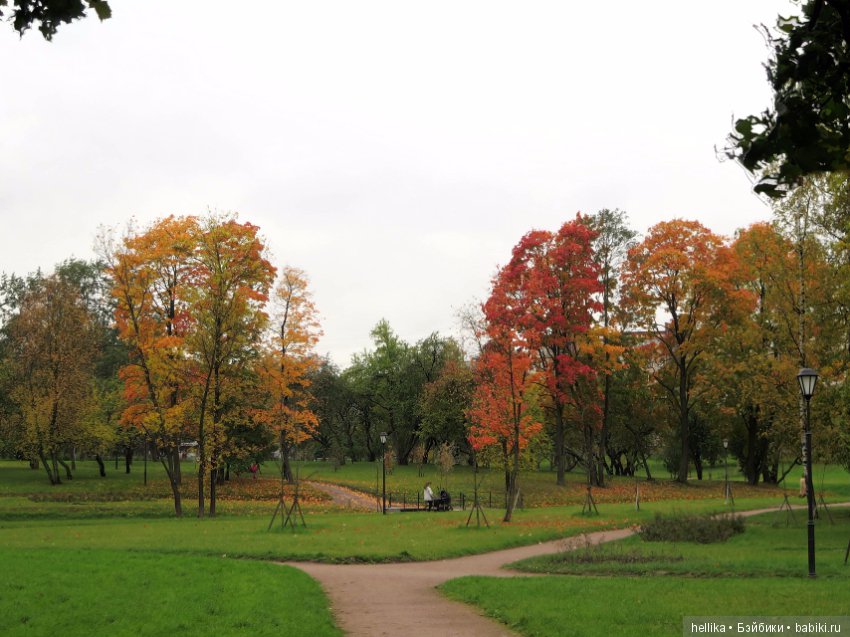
[107,215,199,516]
[621,219,752,483]
[253,266,322,483]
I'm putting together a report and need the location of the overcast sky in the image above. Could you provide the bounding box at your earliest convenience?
[0,1,794,366]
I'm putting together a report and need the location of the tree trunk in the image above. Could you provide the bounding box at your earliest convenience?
[209,469,217,518]
[554,406,566,486]
[50,451,62,485]
[39,449,58,485]
[95,454,106,477]
[640,450,653,481]
[676,357,690,483]
[597,373,611,487]
[124,446,133,474]
[159,448,183,517]
[70,446,77,471]
[282,442,294,483]
[503,412,522,522]
[57,458,73,480]
[173,447,181,486]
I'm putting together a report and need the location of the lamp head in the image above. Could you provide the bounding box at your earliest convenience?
[797,368,818,400]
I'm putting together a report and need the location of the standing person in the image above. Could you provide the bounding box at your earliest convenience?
[424,481,434,510]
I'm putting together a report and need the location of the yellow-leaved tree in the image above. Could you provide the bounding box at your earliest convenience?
[254,266,322,483]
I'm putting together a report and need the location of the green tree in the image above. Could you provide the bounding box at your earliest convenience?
[1,0,110,40]
[727,0,850,197]
[587,208,637,485]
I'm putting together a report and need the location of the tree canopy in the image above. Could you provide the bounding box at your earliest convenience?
[727,0,850,197]
[1,0,110,40]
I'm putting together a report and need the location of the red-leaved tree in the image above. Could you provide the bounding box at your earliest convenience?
[494,217,602,486]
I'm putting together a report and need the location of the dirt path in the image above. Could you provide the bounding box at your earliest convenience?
[289,527,634,637]
[287,504,842,636]
[307,481,376,511]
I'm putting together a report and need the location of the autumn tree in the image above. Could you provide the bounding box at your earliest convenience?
[587,208,637,485]
[469,261,545,521]
[711,223,802,484]
[187,214,275,516]
[5,276,96,484]
[467,341,541,522]
[493,217,602,486]
[253,266,321,483]
[107,215,199,516]
[622,219,751,483]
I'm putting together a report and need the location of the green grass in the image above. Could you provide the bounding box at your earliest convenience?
[440,576,849,637]
[440,509,850,637]
[2,458,849,636]
[511,508,850,577]
[0,548,340,637]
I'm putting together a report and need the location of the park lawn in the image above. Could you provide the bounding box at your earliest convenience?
[511,508,850,577]
[440,576,848,637]
[440,510,850,637]
[0,548,340,637]
[0,499,813,563]
[0,506,631,563]
[0,460,332,507]
[4,459,845,516]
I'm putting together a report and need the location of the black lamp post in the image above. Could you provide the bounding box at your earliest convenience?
[380,431,388,515]
[722,438,730,504]
[797,367,818,578]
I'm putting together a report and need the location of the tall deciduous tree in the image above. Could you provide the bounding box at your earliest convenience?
[713,223,800,484]
[467,342,540,523]
[254,266,321,483]
[187,214,275,517]
[622,219,751,483]
[587,208,637,485]
[6,276,96,484]
[108,215,198,516]
[493,217,602,487]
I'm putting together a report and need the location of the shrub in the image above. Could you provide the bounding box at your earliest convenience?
[639,512,744,544]
[552,535,683,565]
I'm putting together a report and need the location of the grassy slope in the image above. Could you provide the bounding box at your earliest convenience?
[0,548,340,637]
[441,577,847,637]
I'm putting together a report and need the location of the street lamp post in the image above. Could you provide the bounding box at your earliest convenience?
[722,438,730,504]
[797,367,818,578]
[380,432,388,515]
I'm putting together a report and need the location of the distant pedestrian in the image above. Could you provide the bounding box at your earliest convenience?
[424,481,434,510]
[250,463,259,480]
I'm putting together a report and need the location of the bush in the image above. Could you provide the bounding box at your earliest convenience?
[639,512,744,544]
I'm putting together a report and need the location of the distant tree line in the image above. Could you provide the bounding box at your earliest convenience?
[2,181,850,518]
